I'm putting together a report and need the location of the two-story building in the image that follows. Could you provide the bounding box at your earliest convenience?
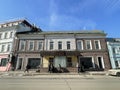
[15,32,44,70]
[15,30,111,72]
[0,19,41,71]
[107,38,120,69]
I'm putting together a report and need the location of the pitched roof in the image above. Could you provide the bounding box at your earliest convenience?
[0,19,42,32]
[0,19,33,28]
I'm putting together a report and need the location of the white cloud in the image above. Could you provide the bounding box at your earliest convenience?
[49,13,58,26]
[48,14,96,30]
[49,0,58,27]
[47,0,97,30]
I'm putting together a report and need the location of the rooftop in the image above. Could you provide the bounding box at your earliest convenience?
[17,30,106,35]
[0,19,42,32]
[0,19,32,27]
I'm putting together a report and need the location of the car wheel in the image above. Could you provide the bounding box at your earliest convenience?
[116,72,120,76]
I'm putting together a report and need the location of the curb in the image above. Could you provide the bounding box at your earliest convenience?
[0,71,107,77]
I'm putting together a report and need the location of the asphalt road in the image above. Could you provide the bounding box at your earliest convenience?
[0,76,120,90]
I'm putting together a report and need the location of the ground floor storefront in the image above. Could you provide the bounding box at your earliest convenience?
[42,55,107,72]
[14,51,111,72]
[15,53,42,70]
[0,54,11,71]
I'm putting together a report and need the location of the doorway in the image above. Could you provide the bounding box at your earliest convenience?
[17,58,23,70]
[49,57,54,65]
[28,58,41,69]
[97,57,104,69]
[54,56,66,68]
[79,57,93,70]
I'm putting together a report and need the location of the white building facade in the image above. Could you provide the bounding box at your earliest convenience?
[107,38,120,69]
[0,20,40,71]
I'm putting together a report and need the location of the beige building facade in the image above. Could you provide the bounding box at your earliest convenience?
[14,31,111,72]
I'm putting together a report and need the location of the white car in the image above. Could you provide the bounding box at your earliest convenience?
[108,68,120,76]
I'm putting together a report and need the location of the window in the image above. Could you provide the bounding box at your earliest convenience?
[67,57,72,67]
[77,40,83,50]
[116,47,120,54]
[67,41,71,50]
[13,22,18,25]
[54,56,66,67]
[0,33,2,39]
[28,58,41,69]
[7,44,11,52]
[50,41,54,50]
[94,40,101,49]
[0,58,8,66]
[1,45,5,52]
[85,40,92,50]
[29,41,34,51]
[4,32,8,39]
[112,47,116,54]
[3,24,7,27]
[115,61,119,68]
[58,41,62,50]
[9,32,13,38]
[19,40,25,51]
[8,23,13,27]
[37,41,43,50]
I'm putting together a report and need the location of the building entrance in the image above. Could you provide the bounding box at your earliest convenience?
[54,56,66,68]
[79,57,93,70]
[28,58,41,69]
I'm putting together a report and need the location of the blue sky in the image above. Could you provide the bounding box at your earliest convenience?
[0,0,120,37]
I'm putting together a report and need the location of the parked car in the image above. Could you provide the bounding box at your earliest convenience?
[108,68,120,76]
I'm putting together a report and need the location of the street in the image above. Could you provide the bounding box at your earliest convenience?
[0,76,120,90]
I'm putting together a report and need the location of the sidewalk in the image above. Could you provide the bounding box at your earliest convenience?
[0,70,107,78]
